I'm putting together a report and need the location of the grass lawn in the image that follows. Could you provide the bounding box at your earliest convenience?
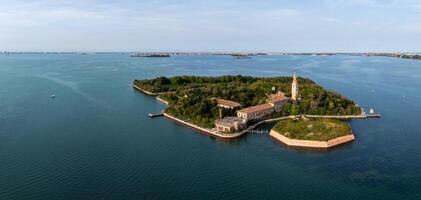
[272,118,352,141]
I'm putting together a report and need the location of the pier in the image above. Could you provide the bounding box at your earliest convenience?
[303,113,381,119]
[148,113,163,118]
[148,109,165,118]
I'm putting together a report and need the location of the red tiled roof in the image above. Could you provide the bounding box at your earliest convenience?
[216,99,241,108]
[269,95,290,103]
[237,103,273,114]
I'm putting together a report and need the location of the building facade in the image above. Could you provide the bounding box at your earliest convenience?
[236,103,275,121]
[215,117,247,132]
[267,91,290,112]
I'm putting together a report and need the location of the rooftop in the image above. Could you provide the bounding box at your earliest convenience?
[268,94,290,103]
[237,103,273,114]
[215,117,246,127]
[216,99,241,108]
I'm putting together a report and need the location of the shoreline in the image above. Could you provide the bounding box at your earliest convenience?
[269,129,355,148]
[156,96,169,105]
[132,84,158,96]
[132,84,243,138]
[163,113,246,139]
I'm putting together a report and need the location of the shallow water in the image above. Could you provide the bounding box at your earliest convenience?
[1,53,421,199]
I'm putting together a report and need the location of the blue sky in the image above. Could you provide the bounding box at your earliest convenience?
[1,0,421,52]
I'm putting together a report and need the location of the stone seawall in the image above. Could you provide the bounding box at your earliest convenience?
[163,113,246,139]
[270,130,355,148]
[132,84,158,96]
[156,96,169,105]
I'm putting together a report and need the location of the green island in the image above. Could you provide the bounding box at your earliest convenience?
[133,73,374,148]
[272,118,351,141]
[134,75,361,127]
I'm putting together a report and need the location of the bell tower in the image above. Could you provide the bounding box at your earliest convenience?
[291,72,298,101]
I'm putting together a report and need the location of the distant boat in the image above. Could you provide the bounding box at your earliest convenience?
[50,94,56,98]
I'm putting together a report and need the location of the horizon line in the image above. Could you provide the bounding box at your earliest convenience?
[2,51,421,54]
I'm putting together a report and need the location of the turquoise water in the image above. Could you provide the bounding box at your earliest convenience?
[1,53,421,199]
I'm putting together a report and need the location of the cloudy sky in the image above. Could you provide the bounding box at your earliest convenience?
[1,0,421,52]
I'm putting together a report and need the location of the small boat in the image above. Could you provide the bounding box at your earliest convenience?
[50,94,56,98]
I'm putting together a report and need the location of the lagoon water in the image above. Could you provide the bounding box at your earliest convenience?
[1,53,421,199]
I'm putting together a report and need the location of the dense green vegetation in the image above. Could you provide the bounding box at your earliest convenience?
[134,75,361,128]
[272,118,352,141]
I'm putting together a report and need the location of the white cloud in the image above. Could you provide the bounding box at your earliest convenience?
[347,0,379,6]
[264,8,302,17]
[0,3,112,27]
[321,17,342,23]
[398,23,421,33]
[322,0,395,8]
[43,8,107,20]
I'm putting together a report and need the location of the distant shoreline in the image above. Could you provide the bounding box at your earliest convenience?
[3,51,420,61]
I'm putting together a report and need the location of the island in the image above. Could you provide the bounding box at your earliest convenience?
[133,73,378,148]
[365,53,421,60]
